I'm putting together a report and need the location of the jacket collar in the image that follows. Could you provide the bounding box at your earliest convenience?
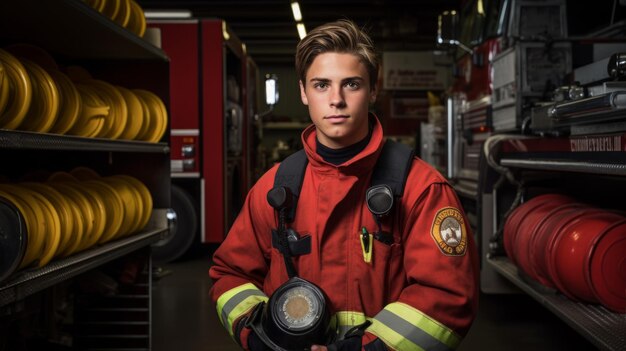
[300,113,384,176]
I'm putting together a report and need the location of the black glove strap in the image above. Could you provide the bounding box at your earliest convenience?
[326,320,373,351]
[344,320,372,339]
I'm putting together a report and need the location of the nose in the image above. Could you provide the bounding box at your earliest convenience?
[329,87,346,108]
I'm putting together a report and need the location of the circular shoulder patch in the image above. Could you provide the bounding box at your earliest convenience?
[431,207,467,256]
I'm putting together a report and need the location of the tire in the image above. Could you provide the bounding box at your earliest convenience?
[152,184,198,263]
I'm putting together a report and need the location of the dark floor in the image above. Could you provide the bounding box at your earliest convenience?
[152,246,598,351]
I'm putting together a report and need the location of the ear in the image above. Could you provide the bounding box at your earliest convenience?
[299,80,309,106]
[369,83,378,104]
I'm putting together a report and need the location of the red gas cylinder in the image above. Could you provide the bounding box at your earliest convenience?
[528,203,585,288]
[504,193,573,266]
[514,196,574,279]
[587,220,626,313]
[549,210,625,303]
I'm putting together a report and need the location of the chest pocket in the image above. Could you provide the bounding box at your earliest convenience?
[357,200,406,302]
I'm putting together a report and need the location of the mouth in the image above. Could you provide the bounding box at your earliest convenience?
[324,114,349,121]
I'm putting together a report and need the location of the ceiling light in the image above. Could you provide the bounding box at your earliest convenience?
[297,22,307,39]
[222,21,230,40]
[143,9,193,19]
[291,1,302,21]
[477,0,485,15]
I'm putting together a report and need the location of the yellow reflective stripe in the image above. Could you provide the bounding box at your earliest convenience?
[386,303,461,348]
[368,303,461,351]
[335,311,371,338]
[215,283,268,336]
[336,311,369,326]
[369,316,422,351]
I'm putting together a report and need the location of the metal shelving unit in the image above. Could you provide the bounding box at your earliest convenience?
[0,0,167,61]
[486,256,626,351]
[0,129,169,153]
[0,223,165,308]
[0,0,171,348]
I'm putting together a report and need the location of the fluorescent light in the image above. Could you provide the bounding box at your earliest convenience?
[291,2,302,21]
[222,21,230,40]
[477,0,484,15]
[143,9,193,19]
[297,23,307,39]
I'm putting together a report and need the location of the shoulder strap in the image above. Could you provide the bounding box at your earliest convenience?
[371,140,414,198]
[273,149,308,222]
[272,140,414,221]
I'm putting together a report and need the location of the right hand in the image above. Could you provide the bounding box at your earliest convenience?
[248,330,270,351]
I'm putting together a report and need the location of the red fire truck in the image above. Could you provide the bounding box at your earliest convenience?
[438,0,572,232]
[146,17,258,262]
[439,0,626,346]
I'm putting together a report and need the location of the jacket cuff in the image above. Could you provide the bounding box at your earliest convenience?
[240,327,252,350]
[233,314,252,349]
[362,332,377,345]
[362,332,387,351]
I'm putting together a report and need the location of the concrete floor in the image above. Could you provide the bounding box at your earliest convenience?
[152,246,597,351]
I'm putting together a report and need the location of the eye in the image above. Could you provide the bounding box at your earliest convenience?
[345,81,361,90]
[313,82,328,90]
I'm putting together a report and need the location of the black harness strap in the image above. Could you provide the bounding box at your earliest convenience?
[273,140,414,220]
[268,140,414,277]
[273,149,308,223]
[370,140,414,198]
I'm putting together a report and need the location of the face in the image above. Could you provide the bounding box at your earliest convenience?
[299,52,377,149]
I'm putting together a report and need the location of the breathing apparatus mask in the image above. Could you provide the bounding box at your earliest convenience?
[244,186,335,350]
[250,184,395,350]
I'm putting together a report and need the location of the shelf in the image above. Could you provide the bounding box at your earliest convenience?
[0,0,167,61]
[0,129,169,154]
[486,256,626,351]
[496,133,626,176]
[500,158,626,176]
[0,210,169,308]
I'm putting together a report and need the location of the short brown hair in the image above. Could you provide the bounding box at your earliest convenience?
[295,19,379,88]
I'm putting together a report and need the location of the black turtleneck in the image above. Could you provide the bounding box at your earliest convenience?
[316,129,373,165]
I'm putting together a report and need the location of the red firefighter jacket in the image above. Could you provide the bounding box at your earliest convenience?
[210,115,479,350]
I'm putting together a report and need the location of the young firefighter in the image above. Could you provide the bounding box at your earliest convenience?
[209,19,479,351]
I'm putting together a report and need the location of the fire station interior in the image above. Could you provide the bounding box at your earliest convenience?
[0,0,625,350]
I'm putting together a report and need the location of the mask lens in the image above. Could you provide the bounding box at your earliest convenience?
[275,285,320,330]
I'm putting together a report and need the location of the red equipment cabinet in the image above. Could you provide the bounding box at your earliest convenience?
[148,18,253,261]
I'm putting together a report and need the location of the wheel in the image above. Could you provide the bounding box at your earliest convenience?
[152,184,198,263]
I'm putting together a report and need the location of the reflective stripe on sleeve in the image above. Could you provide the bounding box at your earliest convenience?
[216,283,268,336]
[335,311,371,338]
[368,302,461,351]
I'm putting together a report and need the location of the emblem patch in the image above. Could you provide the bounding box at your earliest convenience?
[431,207,467,256]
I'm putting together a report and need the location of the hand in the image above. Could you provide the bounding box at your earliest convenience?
[248,330,270,351]
[311,336,362,351]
